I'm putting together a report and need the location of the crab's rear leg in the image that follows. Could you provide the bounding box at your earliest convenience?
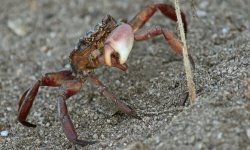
[128,3,187,33]
[134,26,195,68]
[18,70,74,127]
[58,80,96,146]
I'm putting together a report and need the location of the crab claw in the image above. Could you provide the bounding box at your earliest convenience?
[98,56,128,71]
[104,23,134,66]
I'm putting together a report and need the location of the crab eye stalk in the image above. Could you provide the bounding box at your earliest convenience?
[104,23,134,66]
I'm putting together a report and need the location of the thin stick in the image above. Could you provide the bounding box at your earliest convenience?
[174,0,197,104]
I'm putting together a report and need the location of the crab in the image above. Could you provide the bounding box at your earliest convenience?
[18,3,188,147]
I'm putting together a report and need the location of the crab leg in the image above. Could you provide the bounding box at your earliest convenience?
[134,26,183,54]
[18,70,74,127]
[134,26,195,68]
[89,74,140,119]
[128,3,187,33]
[58,80,96,146]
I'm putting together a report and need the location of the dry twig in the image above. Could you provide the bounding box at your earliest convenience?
[174,0,197,104]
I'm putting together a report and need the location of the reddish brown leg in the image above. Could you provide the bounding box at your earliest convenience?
[18,70,74,127]
[134,26,183,54]
[58,80,96,146]
[128,3,187,33]
[134,26,195,68]
[89,74,140,119]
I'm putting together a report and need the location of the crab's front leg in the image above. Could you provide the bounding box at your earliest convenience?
[134,26,195,68]
[18,70,74,127]
[128,3,187,33]
[58,80,96,146]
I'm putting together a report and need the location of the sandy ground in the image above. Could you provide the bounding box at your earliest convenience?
[0,0,250,149]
